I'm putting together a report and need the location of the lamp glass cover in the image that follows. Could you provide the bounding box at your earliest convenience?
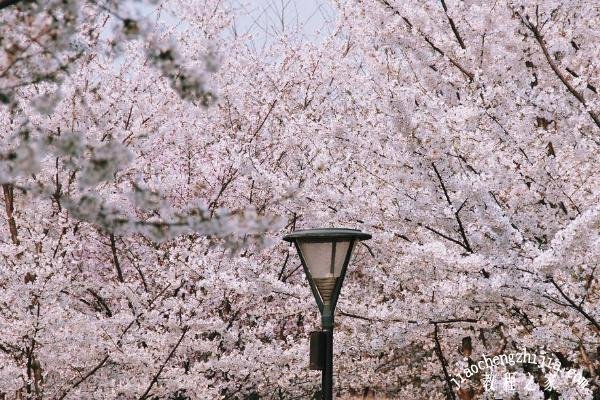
[298,241,351,278]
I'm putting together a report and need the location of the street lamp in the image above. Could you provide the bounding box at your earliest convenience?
[283,228,372,400]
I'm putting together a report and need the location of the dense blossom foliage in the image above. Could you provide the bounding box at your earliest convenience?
[0,0,598,399]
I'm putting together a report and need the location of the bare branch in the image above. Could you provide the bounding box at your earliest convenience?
[454,201,473,253]
[423,37,474,81]
[547,278,600,334]
[429,164,473,253]
[439,0,466,49]
[430,318,478,324]
[87,288,113,317]
[109,234,124,283]
[433,324,457,400]
[277,249,290,280]
[2,184,19,245]
[57,355,110,400]
[138,327,189,400]
[432,163,452,205]
[419,223,470,252]
[519,13,600,131]
[378,0,473,81]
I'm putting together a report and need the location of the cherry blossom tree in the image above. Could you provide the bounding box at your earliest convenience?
[1,0,598,399]
[325,1,599,398]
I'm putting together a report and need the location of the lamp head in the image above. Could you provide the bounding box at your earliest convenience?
[283,228,371,321]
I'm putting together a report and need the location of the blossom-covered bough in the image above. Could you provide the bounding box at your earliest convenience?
[1,0,599,399]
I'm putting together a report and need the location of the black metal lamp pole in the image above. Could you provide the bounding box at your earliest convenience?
[283,228,371,400]
[322,324,334,399]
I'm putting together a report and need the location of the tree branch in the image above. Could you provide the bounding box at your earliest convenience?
[2,184,19,245]
[433,324,457,400]
[519,13,600,131]
[86,288,113,317]
[109,233,124,283]
[440,0,466,49]
[430,318,478,324]
[429,164,473,253]
[454,200,473,253]
[423,37,473,81]
[277,250,290,281]
[419,223,470,252]
[432,163,452,206]
[547,278,600,334]
[378,0,473,82]
[57,355,110,400]
[138,327,189,400]
[339,310,375,322]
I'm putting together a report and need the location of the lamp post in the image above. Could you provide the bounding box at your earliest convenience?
[283,228,371,400]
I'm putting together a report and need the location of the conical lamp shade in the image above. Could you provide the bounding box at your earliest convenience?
[282,228,372,312]
[298,241,353,305]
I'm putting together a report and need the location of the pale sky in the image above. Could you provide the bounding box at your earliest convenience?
[230,0,337,47]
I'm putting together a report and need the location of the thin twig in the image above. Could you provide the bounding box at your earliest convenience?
[109,234,124,283]
[440,0,466,49]
[138,327,189,400]
[433,324,457,400]
[432,163,452,205]
[378,0,473,82]
[57,355,110,400]
[430,163,473,253]
[420,223,470,252]
[2,184,19,245]
[547,278,600,333]
[518,11,600,131]
[277,250,290,281]
[87,288,113,317]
